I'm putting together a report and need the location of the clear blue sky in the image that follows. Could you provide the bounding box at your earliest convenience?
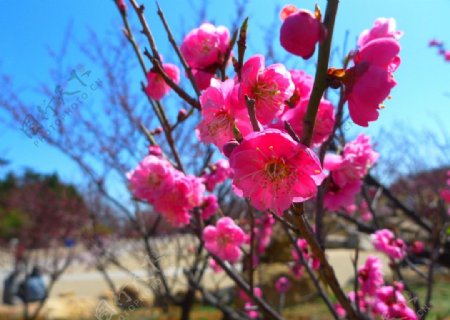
[0,0,449,186]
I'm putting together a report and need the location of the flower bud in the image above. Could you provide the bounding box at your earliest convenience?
[177,108,188,122]
[280,9,327,59]
[148,145,162,156]
[222,140,240,158]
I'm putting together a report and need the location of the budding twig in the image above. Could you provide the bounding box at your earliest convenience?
[244,95,260,131]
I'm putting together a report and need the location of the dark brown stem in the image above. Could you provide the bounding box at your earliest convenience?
[236,18,249,81]
[335,212,376,233]
[248,201,255,295]
[155,100,186,172]
[211,254,283,320]
[391,260,421,312]
[220,29,238,81]
[245,95,260,131]
[364,174,432,233]
[301,0,339,147]
[155,2,200,97]
[129,0,200,109]
[282,224,339,319]
[290,204,358,319]
[145,51,200,109]
[141,82,185,172]
[283,121,300,143]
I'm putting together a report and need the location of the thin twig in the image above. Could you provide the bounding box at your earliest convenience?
[282,224,340,319]
[244,95,260,131]
[290,204,358,319]
[236,18,249,81]
[155,2,200,97]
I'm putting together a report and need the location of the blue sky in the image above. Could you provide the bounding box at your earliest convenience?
[0,0,449,186]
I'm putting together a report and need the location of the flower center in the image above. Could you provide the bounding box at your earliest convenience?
[264,157,291,182]
[217,234,231,248]
[208,110,234,136]
[253,82,280,102]
[148,173,162,188]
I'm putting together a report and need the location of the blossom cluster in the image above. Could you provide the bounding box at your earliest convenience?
[324,134,379,211]
[203,217,246,263]
[343,18,402,127]
[290,238,320,278]
[126,8,426,319]
[127,153,206,226]
[371,229,407,261]
[336,256,417,319]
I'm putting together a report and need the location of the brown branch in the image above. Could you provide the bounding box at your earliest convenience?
[282,224,340,319]
[300,0,339,147]
[210,254,283,320]
[364,174,432,233]
[236,18,249,81]
[128,0,200,109]
[155,2,201,97]
[244,95,260,131]
[290,204,358,319]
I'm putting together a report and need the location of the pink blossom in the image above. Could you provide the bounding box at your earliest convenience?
[147,145,162,157]
[202,159,232,191]
[324,178,362,211]
[373,286,417,320]
[323,153,362,211]
[371,229,407,260]
[240,55,294,125]
[153,175,204,227]
[359,200,373,222]
[441,189,450,203]
[229,129,325,214]
[127,156,205,227]
[209,258,222,273]
[191,68,216,91]
[358,255,384,295]
[245,303,259,319]
[292,239,320,271]
[279,6,327,59]
[127,155,174,203]
[444,51,450,61]
[255,214,275,254]
[197,79,252,150]
[279,4,298,21]
[410,240,425,255]
[290,263,304,279]
[288,69,314,106]
[345,38,400,127]
[342,134,379,178]
[202,217,246,262]
[345,204,357,215]
[201,194,219,220]
[280,98,335,145]
[428,39,443,47]
[348,291,369,313]
[180,23,230,70]
[334,303,346,318]
[441,171,450,204]
[358,18,403,47]
[145,63,180,101]
[323,134,378,209]
[275,276,291,293]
